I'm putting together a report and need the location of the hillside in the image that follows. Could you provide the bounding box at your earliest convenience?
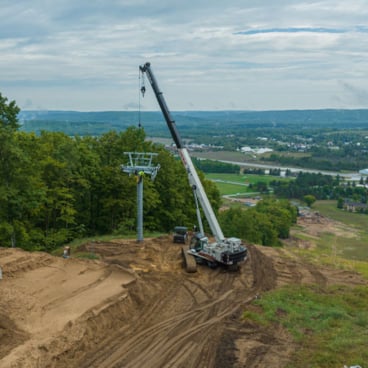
[19,109,368,137]
[1,218,366,368]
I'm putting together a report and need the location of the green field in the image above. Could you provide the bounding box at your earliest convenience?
[311,200,368,262]
[244,200,368,367]
[315,200,368,229]
[205,172,291,196]
[261,151,311,159]
[244,284,368,367]
[206,173,251,196]
[191,150,246,162]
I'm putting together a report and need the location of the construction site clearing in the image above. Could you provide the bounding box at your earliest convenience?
[0,219,366,368]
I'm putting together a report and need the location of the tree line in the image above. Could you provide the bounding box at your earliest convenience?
[264,148,368,172]
[1,93,298,251]
[192,158,239,173]
[2,93,212,250]
[219,199,297,246]
[272,172,368,207]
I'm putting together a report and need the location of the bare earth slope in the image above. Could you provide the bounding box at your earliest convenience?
[0,236,365,368]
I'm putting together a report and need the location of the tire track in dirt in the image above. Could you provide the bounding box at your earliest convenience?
[80,250,255,368]
[75,243,252,368]
[105,291,240,368]
[82,281,237,368]
[1,251,54,277]
[42,267,114,310]
[2,237,366,368]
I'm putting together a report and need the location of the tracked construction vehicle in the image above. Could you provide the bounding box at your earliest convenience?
[139,62,247,272]
[173,226,188,244]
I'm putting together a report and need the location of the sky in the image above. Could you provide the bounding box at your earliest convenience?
[1,0,368,111]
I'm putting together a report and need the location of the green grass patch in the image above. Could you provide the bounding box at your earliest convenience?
[321,232,368,261]
[261,151,311,159]
[314,200,368,229]
[74,252,100,260]
[308,200,368,261]
[205,172,291,196]
[293,232,318,242]
[206,172,290,185]
[191,150,246,162]
[287,239,368,280]
[212,182,251,196]
[244,284,368,367]
[349,260,368,279]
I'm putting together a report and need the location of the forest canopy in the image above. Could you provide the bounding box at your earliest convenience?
[1,93,297,250]
[1,93,208,250]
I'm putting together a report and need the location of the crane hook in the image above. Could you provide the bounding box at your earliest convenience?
[140,85,146,97]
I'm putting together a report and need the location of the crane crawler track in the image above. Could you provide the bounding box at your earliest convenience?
[181,245,197,273]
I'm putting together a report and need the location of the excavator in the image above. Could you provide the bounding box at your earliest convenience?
[139,62,247,272]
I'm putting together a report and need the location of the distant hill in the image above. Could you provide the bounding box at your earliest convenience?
[19,109,368,137]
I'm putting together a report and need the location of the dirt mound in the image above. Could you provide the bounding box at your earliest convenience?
[0,312,28,360]
[0,248,54,277]
[0,238,366,368]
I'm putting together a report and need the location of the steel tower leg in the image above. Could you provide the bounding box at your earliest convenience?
[137,179,143,242]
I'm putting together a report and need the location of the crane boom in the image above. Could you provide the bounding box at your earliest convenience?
[140,62,225,242]
[139,62,247,269]
[139,63,183,149]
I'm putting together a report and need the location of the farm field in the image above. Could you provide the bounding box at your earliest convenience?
[205,172,291,196]
[191,150,247,162]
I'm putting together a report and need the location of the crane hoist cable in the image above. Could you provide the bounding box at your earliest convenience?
[138,68,146,128]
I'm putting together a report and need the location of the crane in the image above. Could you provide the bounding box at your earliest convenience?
[139,62,247,271]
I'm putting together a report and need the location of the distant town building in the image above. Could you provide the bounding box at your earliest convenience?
[344,200,368,213]
[239,146,273,154]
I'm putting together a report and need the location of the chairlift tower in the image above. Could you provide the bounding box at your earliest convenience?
[121,152,160,242]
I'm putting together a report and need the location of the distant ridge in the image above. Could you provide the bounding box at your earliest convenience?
[19,109,368,136]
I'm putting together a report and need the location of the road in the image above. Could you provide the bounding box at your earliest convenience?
[202,158,362,180]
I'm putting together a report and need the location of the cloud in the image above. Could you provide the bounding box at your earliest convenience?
[1,0,368,110]
[235,27,347,35]
[234,25,368,36]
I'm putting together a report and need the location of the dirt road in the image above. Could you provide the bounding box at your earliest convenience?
[0,236,365,368]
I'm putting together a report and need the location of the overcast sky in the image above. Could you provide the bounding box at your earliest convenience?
[1,0,368,111]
